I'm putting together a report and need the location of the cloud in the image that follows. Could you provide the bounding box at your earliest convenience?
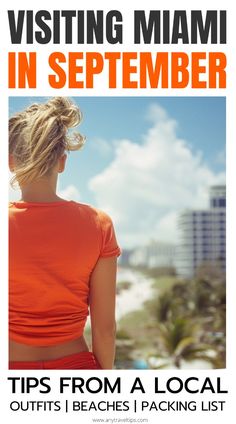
[91,137,113,157]
[89,104,225,248]
[58,184,81,201]
[215,149,226,166]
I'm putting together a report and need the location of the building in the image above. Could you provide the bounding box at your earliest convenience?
[128,240,176,269]
[118,249,133,267]
[177,185,226,278]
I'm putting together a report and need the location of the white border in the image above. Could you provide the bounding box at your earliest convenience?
[1,1,235,422]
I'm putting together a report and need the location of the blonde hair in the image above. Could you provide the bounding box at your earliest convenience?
[9,97,85,188]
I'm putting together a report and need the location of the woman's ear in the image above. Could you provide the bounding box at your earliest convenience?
[57,153,67,173]
[9,154,15,172]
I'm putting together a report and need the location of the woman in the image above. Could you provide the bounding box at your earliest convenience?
[8,97,121,370]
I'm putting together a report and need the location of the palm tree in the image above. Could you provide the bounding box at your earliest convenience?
[155,291,173,322]
[152,317,219,369]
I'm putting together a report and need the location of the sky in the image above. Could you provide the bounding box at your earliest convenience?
[9,96,226,248]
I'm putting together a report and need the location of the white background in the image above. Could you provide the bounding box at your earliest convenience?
[1,1,236,423]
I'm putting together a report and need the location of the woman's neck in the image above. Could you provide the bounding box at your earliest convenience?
[19,176,64,203]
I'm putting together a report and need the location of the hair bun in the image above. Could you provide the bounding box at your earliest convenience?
[46,97,83,129]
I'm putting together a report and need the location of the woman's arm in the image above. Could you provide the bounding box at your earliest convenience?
[89,257,117,369]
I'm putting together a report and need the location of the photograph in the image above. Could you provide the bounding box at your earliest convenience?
[2,0,235,422]
[9,96,226,370]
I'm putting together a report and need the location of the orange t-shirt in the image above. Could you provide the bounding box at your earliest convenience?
[9,200,121,346]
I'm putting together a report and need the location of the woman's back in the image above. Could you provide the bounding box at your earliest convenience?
[9,96,120,369]
[9,200,120,347]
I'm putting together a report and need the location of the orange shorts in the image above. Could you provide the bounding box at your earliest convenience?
[9,351,102,370]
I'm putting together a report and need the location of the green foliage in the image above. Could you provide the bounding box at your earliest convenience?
[116,328,131,340]
[132,265,176,278]
[155,318,216,368]
[115,262,226,369]
[148,263,226,369]
[155,291,173,322]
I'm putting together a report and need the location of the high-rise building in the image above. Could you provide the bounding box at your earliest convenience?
[177,185,226,278]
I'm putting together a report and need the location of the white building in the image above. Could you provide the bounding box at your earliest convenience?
[177,185,226,278]
[129,240,176,269]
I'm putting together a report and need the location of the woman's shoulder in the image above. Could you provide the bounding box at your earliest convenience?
[71,201,113,225]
